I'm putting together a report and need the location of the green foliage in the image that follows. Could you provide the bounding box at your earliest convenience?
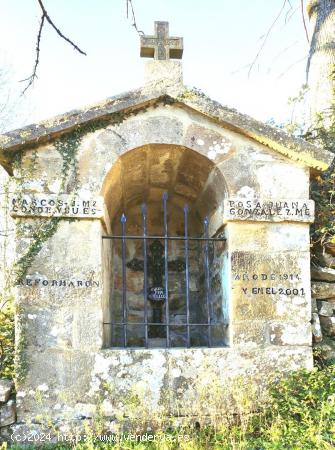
[55,131,82,192]
[277,77,335,250]
[301,71,335,249]
[6,364,335,449]
[261,365,335,449]
[311,172,335,248]
[14,306,29,383]
[307,116,335,248]
[0,178,15,380]
[14,217,61,285]
[0,297,14,379]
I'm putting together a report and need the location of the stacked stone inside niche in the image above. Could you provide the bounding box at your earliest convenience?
[103,144,228,348]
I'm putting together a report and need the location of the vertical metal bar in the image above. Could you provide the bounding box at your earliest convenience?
[204,216,212,347]
[142,204,149,348]
[184,205,191,348]
[121,213,127,347]
[163,191,170,347]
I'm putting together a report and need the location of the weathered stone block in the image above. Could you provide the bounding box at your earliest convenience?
[23,307,73,349]
[22,220,103,280]
[144,60,183,86]
[311,298,318,313]
[114,272,144,293]
[268,322,311,346]
[72,306,102,350]
[224,198,314,223]
[311,313,323,343]
[231,251,310,321]
[0,379,13,403]
[78,133,119,192]
[0,400,16,427]
[314,337,335,361]
[319,316,335,336]
[317,301,335,317]
[227,222,310,253]
[10,193,104,220]
[317,251,335,269]
[232,321,267,347]
[114,113,185,152]
[311,265,335,282]
[312,282,335,299]
[184,123,234,164]
[89,347,313,421]
[16,349,95,422]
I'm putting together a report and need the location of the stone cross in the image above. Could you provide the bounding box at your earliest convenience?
[127,239,185,337]
[140,21,183,60]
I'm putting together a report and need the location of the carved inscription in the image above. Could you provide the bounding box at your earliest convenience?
[234,272,306,297]
[10,194,104,219]
[17,277,100,288]
[224,198,314,223]
[231,252,309,302]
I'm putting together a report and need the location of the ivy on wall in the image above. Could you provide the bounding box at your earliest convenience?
[2,101,182,381]
[281,78,335,254]
[0,177,15,379]
[305,112,335,252]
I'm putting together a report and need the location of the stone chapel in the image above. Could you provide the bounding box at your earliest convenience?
[0,21,333,435]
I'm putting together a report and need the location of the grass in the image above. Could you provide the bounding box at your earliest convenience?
[1,360,334,450]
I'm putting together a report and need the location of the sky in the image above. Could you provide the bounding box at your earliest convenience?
[0,0,310,131]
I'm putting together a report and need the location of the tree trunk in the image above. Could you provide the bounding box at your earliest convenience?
[307,0,335,123]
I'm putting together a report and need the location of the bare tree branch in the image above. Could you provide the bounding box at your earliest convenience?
[126,0,144,35]
[301,0,310,43]
[21,0,86,94]
[277,56,307,78]
[248,0,288,77]
[20,13,45,94]
[267,40,300,73]
[37,0,86,55]
[284,0,293,23]
[284,6,299,25]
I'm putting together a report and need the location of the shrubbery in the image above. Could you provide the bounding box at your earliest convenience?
[0,297,14,379]
[4,362,333,450]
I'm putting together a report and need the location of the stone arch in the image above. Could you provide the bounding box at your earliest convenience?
[101,144,228,234]
[100,144,229,348]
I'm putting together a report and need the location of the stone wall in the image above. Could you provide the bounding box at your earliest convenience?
[0,165,15,305]
[0,100,317,436]
[0,379,15,439]
[311,263,335,359]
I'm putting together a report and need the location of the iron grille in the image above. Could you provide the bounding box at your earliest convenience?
[102,192,227,349]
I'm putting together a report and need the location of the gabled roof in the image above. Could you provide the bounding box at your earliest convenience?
[0,81,333,174]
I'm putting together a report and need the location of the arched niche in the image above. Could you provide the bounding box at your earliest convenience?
[101,144,229,348]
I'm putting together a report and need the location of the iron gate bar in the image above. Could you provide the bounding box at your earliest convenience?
[141,204,149,348]
[105,322,225,326]
[121,213,127,347]
[107,190,226,349]
[163,192,170,348]
[204,216,212,348]
[184,205,191,348]
[102,236,226,241]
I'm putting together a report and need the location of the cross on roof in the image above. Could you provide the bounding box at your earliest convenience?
[140,21,183,61]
